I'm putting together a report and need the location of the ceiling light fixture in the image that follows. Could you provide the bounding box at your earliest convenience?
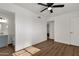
[47,7,52,10]
[0,17,7,23]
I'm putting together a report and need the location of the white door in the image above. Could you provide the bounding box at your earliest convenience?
[49,21,54,39]
[70,18,79,46]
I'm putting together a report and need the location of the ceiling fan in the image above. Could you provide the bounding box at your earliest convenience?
[38,3,64,13]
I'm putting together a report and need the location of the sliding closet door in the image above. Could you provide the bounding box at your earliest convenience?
[71,18,79,46]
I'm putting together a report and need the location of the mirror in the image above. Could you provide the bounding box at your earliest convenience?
[0,16,8,35]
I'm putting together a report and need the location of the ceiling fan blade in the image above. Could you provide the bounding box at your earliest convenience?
[41,8,48,12]
[52,5,64,8]
[50,9,53,13]
[38,3,47,7]
[47,3,54,7]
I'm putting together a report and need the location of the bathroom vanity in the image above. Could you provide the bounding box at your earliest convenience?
[0,34,8,48]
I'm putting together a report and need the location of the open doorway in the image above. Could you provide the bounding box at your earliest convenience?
[0,9,15,56]
[47,21,54,41]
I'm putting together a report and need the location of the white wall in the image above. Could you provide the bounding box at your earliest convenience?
[48,10,79,44]
[0,4,47,51]
[15,5,47,51]
[8,13,15,45]
[54,14,70,44]
[32,18,47,45]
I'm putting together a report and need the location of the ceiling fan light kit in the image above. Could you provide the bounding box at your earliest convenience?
[48,7,52,10]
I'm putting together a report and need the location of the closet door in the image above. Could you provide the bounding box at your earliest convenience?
[71,18,79,46]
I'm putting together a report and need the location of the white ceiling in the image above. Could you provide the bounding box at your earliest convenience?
[15,3,79,17]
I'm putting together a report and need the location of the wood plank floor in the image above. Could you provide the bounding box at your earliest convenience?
[0,44,15,56]
[13,39,79,56]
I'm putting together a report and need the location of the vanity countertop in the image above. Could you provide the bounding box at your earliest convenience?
[0,34,8,36]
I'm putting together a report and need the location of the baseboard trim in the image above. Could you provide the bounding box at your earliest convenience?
[69,44,79,47]
[54,40,70,45]
[15,40,47,52]
[54,40,79,47]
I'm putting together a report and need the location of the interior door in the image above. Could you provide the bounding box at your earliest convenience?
[70,18,79,46]
[49,21,54,39]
